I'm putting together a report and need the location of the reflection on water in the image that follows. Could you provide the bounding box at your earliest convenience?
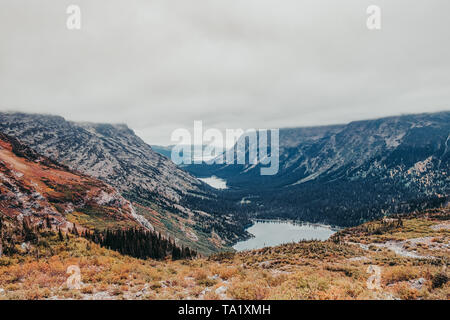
[233,219,337,251]
[198,176,227,189]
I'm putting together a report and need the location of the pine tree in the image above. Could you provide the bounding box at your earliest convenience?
[82,226,197,261]
[45,215,52,230]
[58,228,64,242]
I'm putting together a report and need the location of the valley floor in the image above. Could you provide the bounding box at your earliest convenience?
[0,208,448,300]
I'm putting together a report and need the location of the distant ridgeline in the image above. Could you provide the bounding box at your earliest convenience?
[185,112,450,227]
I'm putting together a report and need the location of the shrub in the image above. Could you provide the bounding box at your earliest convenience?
[391,282,418,300]
[81,285,94,294]
[197,278,217,287]
[229,280,269,300]
[193,269,208,281]
[208,251,235,262]
[431,272,448,289]
[211,265,239,280]
[383,266,420,284]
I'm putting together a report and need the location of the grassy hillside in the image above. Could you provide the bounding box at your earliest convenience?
[0,208,448,300]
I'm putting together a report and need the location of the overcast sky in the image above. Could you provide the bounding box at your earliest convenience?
[1,0,449,145]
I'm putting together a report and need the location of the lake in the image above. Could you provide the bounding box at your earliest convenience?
[233,220,337,251]
[198,176,227,189]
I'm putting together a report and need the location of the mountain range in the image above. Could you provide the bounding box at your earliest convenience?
[1,111,448,251]
[0,112,250,254]
[185,112,450,226]
[1,115,448,300]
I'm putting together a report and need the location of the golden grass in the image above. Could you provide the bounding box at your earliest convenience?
[0,209,448,300]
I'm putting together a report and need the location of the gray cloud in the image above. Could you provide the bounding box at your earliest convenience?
[1,0,449,145]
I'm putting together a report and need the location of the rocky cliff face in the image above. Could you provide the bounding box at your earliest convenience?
[0,113,249,254]
[0,113,204,202]
[283,113,449,188]
[186,112,450,226]
[0,132,143,232]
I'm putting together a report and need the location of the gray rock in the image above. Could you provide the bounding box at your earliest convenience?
[258,261,272,269]
[215,285,228,295]
[409,278,426,290]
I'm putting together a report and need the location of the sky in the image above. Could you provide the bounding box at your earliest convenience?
[1,0,449,145]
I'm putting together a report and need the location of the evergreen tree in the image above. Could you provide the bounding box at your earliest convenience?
[86,227,197,261]
[58,228,64,241]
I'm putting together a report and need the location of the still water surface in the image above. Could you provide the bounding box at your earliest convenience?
[233,220,337,251]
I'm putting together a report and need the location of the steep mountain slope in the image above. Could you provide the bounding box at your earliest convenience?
[0,113,203,201]
[0,113,249,254]
[0,132,144,232]
[186,112,450,226]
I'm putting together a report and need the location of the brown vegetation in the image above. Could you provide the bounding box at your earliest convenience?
[0,208,448,300]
